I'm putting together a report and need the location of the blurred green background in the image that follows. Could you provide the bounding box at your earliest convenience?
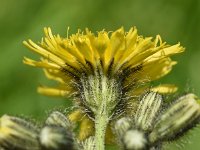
[0,0,199,149]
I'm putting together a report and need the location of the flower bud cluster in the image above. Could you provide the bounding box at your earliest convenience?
[0,111,77,150]
[114,92,200,150]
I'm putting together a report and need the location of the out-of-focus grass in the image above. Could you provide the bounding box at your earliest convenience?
[0,0,200,149]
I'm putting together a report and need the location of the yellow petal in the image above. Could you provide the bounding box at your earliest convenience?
[23,57,60,69]
[105,125,115,144]
[72,34,95,67]
[37,86,70,97]
[125,37,153,64]
[110,27,125,57]
[43,69,66,84]
[23,40,65,67]
[112,29,126,64]
[145,43,185,63]
[43,68,74,84]
[78,116,94,140]
[134,58,177,82]
[43,28,81,69]
[151,84,178,94]
[68,110,84,122]
[116,27,138,66]
[60,42,86,65]
[94,31,109,57]
[103,27,124,73]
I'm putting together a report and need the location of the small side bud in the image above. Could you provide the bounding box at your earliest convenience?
[122,129,147,150]
[135,91,162,131]
[114,117,132,137]
[82,136,95,150]
[45,111,71,129]
[39,125,74,150]
[0,115,40,150]
[149,93,200,143]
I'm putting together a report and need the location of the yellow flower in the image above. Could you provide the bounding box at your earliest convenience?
[23,27,184,141]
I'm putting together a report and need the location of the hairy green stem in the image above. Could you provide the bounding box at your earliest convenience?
[95,103,109,150]
[81,75,119,150]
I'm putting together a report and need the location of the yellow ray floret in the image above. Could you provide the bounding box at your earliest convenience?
[24,27,184,78]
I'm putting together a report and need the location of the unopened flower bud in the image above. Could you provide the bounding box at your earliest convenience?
[123,129,147,150]
[39,125,74,150]
[149,93,200,143]
[82,136,95,150]
[114,117,132,137]
[0,115,40,150]
[45,111,71,129]
[135,92,162,131]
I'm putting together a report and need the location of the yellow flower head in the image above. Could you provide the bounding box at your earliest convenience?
[23,27,184,141]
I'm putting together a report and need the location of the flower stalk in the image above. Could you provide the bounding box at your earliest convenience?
[81,74,120,150]
[95,105,109,150]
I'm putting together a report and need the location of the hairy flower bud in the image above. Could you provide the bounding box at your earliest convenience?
[149,93,200,143]
[39,125,74,150]
[123,129,147,150]
[135,92,162,131]
[0,115,40,150]
[45,111,71,129]
[114,117,132,137]
[82,136,95,150]
[40,111,76,150]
